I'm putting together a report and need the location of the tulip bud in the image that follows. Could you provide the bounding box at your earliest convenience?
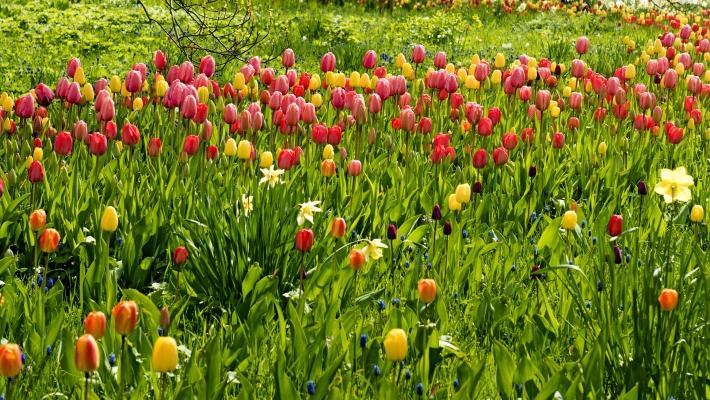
[112,301,139,335]
[690,205,704,223]
[152,336,178,372]
[658,289,679,311]
[637,180,648,195]
[348,160,362,177]
[561,210,577,230]
[84,311,107,340]
[39,228,60,253]
[608,214,623,236]
[173,246,188,266]
[101,206,119,232]
[418,278,437,303]
[330,218,346,239]
[29,209,47,232]
[387,224,397,240]
[0,344,23,377]
[295,229,314,252]
[348,248,367,270]
[432,204,442,221]
[383,329,407,362]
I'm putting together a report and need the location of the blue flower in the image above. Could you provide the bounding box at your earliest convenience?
[416,383,424,396]
[158,327,164,336]
[377,299,386,311]
[46,346,52,356]
[423,252,429,260]
[373,364,381,376]
[359,334,367,348]
[453,379,460,390]
[592,236,598,245]
[306,380,315,395]
[531,211,538,221]
[108,352,117,367]
[400,235,406,241]
[21,353,26,363]
[585,300,591,309]
[117,235,123,246]
[426,262,432,269]
[47,278,55,289]
[597,280,604,292]
[510,264,516,272]
[461,229,468,238]
[580,219,587,228]
[37,275,43,285]
[404,261,410,268]
[405,370,411,380]
[391,298,400,307]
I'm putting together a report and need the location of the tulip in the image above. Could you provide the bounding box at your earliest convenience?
[472,149,488,169]
[282,48,295,68]
[383,329,407,362]
[418,279,436,304]
[84,311,107,340]
[15,94,34,119]
[561,210,577,230]
[330,218,346,239]
[159,306,170,332]
[112,300,139,335]
[492,147,509,166]
[455,184,471,204]
[0,344,22,377]
[121,122,140,147]
[690,205,704,223]
[67,57,81,78]
[431,204,442,221]
[348,248,367,270]
[658,289,679,311]
[295,229,314,252]
[199,55,215,78]
[448,194,461,212]
[534,90,551,111]
[608,214,623,236]
[88,133,108,156]
[101,206,119,232]
[153,50,167,71]
[348,160,362,177]
[320,52,336,73]
[183,135,200,156]
[321,159,336,177]
[237,140,252,160]
[575,36,590,55]
[552,132,565,148]
[29,209,46,232]
[362,50,377,69]
[39,228,60,253]
[151,336,179,373]
[434,51,447,69]
[259,151,273,168]
[411,45,426,64]
[35,83,54,106]
[28,160,45,183]
[173,246,188,266]
[146,138,162,158]
[125,70,142,93]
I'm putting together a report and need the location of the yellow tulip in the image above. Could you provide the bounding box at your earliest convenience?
[383,329,407,362]
[110,75,121,93]
[322,144,334,160]
[598,142,607,155]
[455,184,471,204]
[155,80,168,97]
[259,151,273,168]
[197,86,209,104]
[132,97,143,111]
[237,140,252,160]
[690,205,704,223]
[470,54,480,65]
[395,53,406,69]
[561,210,577,230]
[74,67,86,85]
[151,337,178,373]
[26,156,34,169]
[625,64,636,80]
[224,138,238,157]
[562,86,572,97]
[311,93,323,108]
[494,53,505,69]
[33,147,43,161]
[448,194,461,212]
[309,74,321,91]
[491,70,502,85]
[101,206,119,232]
[82,83,94,102]
[1,95,13,112]
[349,71,361,88]
[464,76,477,90]
[233,72,246,90]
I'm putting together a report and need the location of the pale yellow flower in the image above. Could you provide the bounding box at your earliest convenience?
[241,194,254,217]
[654,167,694,204]
[297,201,322,226]
[360,239,388,261]
[259,165,285,188]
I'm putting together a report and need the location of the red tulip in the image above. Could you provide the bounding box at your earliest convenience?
[608,214,623,237]
[502,133,518,150]
[552,132,565,148]
[348,159,362,177]
[411,44,426,64]
[295,229,314,252]
[434,51,447,69]
[492,147,508,166]
[148,138,162,158]
[472,149,488,169]
[327,126,342,145]
[88,133,108,155]
[173,246,188,265]
[126,70,143,93]
[35,83,54,107]
[320,52,336,73]
[477,117,493,137]
[54,131,73,156]
[121,122,140,147]
[183,135,200,156]
[153,50,167,71]
[67,57,81,78]
[28,160,45,183]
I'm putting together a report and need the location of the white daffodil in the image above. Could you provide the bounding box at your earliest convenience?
[297,200,322,226]
[361,238,388,261]
[242,194,254,217]
[259,165,285,188]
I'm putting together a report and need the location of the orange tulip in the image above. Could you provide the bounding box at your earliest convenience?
[29,209,46,231]
[0,343,22,377]
[348,248,366,270]
[112,301,139,335]
[658,289,679,311]
[39,228,60,253]
[74,334,100,372]
[84,311,107,340]
[417,279,437,304]
[330,218,346,239]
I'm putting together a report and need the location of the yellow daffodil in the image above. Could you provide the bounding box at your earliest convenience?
[360,238,388,261]
[297,201,322,226]
[654,167,694,204]
[241,194,254,217]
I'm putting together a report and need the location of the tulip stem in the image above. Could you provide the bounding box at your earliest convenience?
[84,372,89,400]
[5,377,14,400]
[160,373,167,400]
[119,335,126,400]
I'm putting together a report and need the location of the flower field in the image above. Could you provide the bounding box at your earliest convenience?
[0,0,709,399]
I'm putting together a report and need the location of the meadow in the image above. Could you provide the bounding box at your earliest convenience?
[0,0,708,399]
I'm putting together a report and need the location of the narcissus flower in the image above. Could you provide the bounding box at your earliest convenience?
[361,239,388,261]
[0,343,23,377]
[101,206,119,232]
[417,279,437,304]
[561,210,577,230]
[112,300,139,335]
[259,165,285,188]
[74,334,100,372]
[658,289,678,311]
[297,201,322,226]
[383,328,408,362]
[152,336,178,373]
[654,167,693,203]
[39,228,60,253]
[84,311,107,340]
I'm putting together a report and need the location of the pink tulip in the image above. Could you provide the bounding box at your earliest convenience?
[153,50,167,71]
[534,90,551,111]
[351,95,367,124]
[282,48,295,68]
[400,108,415,132]
[56,77,70,99]
[518,86,532,102]
[35,83,54,107]
[179,61,194,83]
[181,95,197,120]
[368,94,382,114]
[199,55,215,78]
[249,56,261,74]
[331,88,346,109]
[320,52,336,73]
[680,25,691,41]
[126,70,143,93]
[571,59,585,78]
[474,62,489,82]
[465,102,483,124]
[67,57,81,78]
[569,92,583,111]
[510,67,526,88]
[363,50,377,69]
[301,103,317,124]
[66,82,82,105]
[285,103,300,126]
[375,79,391,100]
[348,160,362,177]
[99,97,115,122]
[223,104,238,124]
[74,120,88,142]
[412,45,426,64]
[662,69,678,89]
[273,75,289,95]
[575,36,590,55]
[434,51,447,69]
[15,95,35,119]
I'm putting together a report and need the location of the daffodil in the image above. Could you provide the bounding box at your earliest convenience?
[259,165,285,188]
[297,201,322,226]
[241,194,254,217]
[654,167,694,204]
[360,239,388,261]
